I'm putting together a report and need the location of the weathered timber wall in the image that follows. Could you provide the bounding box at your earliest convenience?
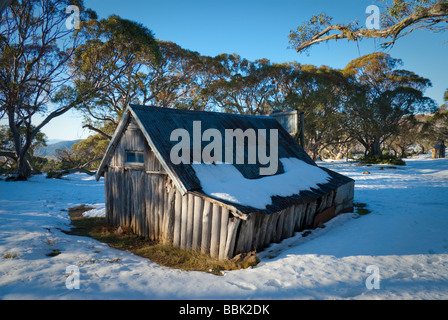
[232,180,354,256]
[105,165,354,260]
[105,168,243,259]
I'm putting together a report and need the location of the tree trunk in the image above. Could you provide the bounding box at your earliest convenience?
[15,154,32,181]
[369,139,382,156]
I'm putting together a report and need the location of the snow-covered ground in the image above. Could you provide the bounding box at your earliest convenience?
[0,154,447,300]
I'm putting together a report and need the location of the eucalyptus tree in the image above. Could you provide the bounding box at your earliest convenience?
[199,54,277,115]
[71,15,161,139]
[342,52,436,156]
[142,40,205,110]
[0,0,96,180]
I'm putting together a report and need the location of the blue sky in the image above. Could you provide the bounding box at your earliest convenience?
[35,0,448,140]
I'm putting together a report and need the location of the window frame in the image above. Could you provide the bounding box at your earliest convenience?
[125,150,145,165]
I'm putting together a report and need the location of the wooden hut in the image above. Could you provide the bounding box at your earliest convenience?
[432,142,446,159]
[96,104,355,260]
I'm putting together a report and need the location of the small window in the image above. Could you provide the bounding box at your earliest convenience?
[126,151,144,164]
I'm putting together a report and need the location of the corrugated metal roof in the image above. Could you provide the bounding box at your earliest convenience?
[97,104,354,215]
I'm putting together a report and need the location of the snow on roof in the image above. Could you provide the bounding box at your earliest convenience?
[192,157,331,210]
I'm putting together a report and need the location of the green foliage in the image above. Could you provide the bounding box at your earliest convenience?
[45,170,64,179]
[42,133,108,175]
[288,13,334,55]
[71,16,162,137]
[421,108,448,143]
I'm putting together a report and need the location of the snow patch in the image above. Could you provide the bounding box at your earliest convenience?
[1,159,448,300]
[82,205,106,218]
[192,157,331,209]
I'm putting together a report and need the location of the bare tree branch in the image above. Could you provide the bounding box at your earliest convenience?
[291,2,448,53]
[82,124,113,140]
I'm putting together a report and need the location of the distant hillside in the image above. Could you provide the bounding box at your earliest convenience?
[35,139,82,159]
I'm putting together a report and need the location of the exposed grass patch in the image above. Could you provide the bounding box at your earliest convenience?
[353,202,372,217]
[353,202,367,208]
[65,205,259,275]
[68,204,95,220]
[358,155,406,166]
[46,249,62,257]
[4,252,18,259]
[357,208,372,215]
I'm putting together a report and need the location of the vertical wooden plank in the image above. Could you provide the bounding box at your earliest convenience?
[192,196,203,251]
[110,169,117,226]
[185,193,194,250]
[149,175,157,241]
[201,201,212,255]
[131,171,137,234]
[305,200,317,229]
[173,190,182,247]
[160,178,169,242]
[156,175,165,241]
[295,203,307,231]
[264,214,276,248]
[120,169,126,227]
[145,173,151,239]
[111,169,117,226]
[139,171,147,237]
[234,219,246,255]
[256,213,270,249]
[264,214,274,248]
[152,174,159,240]
[118,169,125,227]
[283,206,295,239]
[275,210,285,243]
[180,194,189,250]
[218,208,229,260]
[152,175,159,241]
[163,185,176,245]
[270,212,278,244]
[223,216,241,259]
[289,205,298,234]
[104,172,110,225]
[251,213,263,252]
[243,214,255,253]
[210,204,221,259]
[134,171,141,235]
[155,175,162,241]
[125,169,132,228]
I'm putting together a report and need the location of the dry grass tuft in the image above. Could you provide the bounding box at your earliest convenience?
[65,206,259,275]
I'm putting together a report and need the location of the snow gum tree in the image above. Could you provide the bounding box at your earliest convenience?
[0,0,96,180]
[342,52,436,156]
